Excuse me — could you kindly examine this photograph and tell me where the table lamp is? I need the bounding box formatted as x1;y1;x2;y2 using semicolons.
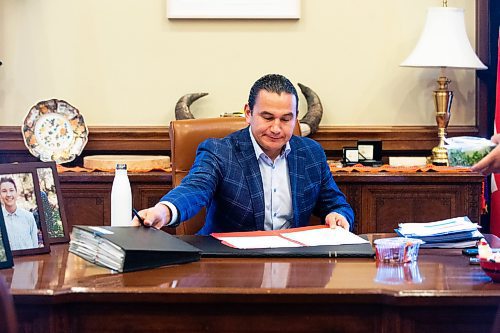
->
400;1;487;165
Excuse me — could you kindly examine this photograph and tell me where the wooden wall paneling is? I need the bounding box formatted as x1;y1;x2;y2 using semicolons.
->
0;125;482;163
475;0;491;138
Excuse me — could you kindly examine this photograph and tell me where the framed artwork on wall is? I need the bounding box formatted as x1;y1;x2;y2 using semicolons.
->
167;0;301;19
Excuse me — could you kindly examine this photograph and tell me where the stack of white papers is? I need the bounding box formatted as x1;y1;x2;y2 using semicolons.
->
395;216;482;248
69;226;125;271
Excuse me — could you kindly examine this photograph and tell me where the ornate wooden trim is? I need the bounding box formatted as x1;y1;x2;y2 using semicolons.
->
0;126;170;152
307;125;478;151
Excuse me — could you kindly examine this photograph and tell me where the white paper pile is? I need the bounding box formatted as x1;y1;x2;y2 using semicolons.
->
395;216;482;248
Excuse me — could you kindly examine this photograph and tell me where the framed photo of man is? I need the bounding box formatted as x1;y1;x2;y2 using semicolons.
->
0;164;50;256
0;211;13;269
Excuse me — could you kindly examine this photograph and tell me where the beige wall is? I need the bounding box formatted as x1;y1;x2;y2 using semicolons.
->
0;0;477;127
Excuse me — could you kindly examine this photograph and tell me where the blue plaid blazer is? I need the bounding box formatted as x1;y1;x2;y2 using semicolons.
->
162;127;354;235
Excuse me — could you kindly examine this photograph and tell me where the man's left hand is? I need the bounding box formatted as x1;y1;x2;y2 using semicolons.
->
325;212;350;230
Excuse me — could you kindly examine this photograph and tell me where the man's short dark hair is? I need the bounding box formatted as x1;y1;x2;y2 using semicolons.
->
248;74;299;115
0;177;17;191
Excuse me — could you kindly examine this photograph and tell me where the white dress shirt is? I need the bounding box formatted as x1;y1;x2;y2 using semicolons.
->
2;206;39;250
248;129;293;230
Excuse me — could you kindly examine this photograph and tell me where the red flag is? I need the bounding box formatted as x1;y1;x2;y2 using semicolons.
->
490;29;500;236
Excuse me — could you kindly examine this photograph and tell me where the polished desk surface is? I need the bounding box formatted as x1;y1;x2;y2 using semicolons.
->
1;235;500;333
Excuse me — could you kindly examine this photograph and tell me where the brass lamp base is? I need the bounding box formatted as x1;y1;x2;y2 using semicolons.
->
430;76;453;166
431;145;449;166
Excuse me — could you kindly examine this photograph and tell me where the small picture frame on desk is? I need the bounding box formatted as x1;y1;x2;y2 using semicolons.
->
342;147;359;166
33;162;69;244
0;210;13;269
357;140;383;166
0;163;51;256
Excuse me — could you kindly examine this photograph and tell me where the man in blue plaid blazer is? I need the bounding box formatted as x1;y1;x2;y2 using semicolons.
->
135;74;354;234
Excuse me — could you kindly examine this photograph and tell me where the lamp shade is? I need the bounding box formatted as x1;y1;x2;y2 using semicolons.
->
401;7;487;69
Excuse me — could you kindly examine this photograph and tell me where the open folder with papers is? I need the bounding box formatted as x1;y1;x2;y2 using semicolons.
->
178;226;374;258
211;225;369;249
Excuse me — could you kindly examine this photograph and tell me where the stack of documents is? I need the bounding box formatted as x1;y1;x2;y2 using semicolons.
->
395;216;482;248
69;225;201;272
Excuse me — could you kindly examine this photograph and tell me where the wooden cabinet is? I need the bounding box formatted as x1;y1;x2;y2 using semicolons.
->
58;171;483;234
59;172;172;230
62;185;110;227
333;173;483;234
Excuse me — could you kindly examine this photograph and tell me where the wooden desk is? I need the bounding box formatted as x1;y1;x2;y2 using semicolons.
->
1;236;499;333
58;171;484;234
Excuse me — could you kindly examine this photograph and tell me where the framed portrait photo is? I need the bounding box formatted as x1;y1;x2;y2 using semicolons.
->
0;211;13;269
0;163;51;256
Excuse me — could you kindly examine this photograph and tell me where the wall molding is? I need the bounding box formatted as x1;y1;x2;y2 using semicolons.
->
0;125;479;155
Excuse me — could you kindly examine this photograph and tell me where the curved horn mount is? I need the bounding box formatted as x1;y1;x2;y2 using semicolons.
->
175;93;209;120
174;83;323;137
297;83;323;136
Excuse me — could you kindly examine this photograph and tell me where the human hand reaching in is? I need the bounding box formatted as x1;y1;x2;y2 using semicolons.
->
325;212;350;230
131;203;172;229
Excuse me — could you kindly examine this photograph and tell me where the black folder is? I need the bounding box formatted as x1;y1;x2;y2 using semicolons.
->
69;226;201;272
177;235;375;258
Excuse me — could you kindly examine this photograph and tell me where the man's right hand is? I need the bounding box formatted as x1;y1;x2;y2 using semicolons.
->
131;203;171;229
471;134;500;176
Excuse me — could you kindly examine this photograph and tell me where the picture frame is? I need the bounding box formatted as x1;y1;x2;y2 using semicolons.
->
0;163;51;256
167;0;301;20
342;147;359;166
357;140;382;166
32;162;69;244
0;210;13;269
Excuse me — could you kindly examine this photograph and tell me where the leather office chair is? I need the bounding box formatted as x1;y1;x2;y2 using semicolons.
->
169;117;301;235
0;276;18;333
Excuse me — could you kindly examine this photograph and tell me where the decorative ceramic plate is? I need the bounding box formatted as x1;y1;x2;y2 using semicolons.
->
22;99;88;164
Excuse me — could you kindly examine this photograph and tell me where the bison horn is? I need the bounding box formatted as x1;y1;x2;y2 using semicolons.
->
175;93;209;120
297;83;323;136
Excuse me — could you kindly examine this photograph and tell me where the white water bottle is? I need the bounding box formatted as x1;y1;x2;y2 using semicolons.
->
111;163;132;226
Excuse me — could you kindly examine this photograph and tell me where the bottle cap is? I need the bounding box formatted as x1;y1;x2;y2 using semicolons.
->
116;163;127;170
